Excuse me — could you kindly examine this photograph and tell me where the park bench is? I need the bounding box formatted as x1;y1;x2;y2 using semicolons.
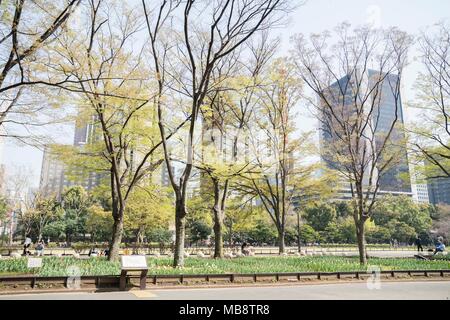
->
415;251;448;260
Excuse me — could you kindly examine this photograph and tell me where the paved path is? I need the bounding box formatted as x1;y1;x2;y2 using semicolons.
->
1;281;449;300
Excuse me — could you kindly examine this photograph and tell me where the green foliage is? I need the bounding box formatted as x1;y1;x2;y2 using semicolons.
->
293;196;436;245
322;222;340;243
186;196;213;245
0;197;8;222
43;220;66;241
224;201;266;242
432;205;450;243
334;201;353;219
246;219;278;245
146;228;173;244
366;226;392;244
188;221;212;245
60;186;91;242
85;205;113;242
304;202;337;231
299;224;320;244
392;222;417;243
123;186;172;242
372;195;433;242
0;257;119;277
30;195;63;240
336;217;357;243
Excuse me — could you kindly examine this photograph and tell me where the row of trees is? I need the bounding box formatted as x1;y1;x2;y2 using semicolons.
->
10;189;446;250
186;194;446;247
11;185;172;245
302;196;436;245
1;1;449;266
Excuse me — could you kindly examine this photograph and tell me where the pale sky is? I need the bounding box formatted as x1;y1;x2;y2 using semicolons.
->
2;0;450;190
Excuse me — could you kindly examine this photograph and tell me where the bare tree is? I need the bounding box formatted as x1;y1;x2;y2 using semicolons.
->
193;32;278;258
5;165;35;241
410;22;450;179
293;23;412;264
238;58;331;254
45;0;190;261
0;0;81;133
143;0;294;267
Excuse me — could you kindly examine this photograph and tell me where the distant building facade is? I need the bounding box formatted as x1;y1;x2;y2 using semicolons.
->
39;118;103;199
409;162;430;204
319;70;413;200
39;146;66;198
369;71;412;194
413;183;430;204
427;177;450;206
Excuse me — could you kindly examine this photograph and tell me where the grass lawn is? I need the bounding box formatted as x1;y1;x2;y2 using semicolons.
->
0;256;449;277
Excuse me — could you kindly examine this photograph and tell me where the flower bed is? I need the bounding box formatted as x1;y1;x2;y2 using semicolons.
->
0;256;449;277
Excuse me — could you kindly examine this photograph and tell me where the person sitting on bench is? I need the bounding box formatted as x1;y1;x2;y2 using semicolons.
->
433;238;446;255
241;242;250;256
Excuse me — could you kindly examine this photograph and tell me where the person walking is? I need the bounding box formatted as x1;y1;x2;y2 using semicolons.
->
241;242;250;256
415;236;423;252
23;237;32;256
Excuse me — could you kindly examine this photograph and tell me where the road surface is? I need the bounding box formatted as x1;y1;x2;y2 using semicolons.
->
1;281;449;300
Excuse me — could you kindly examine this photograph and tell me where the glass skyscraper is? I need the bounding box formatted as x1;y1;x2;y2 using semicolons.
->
428;177;450;205
368;70;412;193
319;70;412;197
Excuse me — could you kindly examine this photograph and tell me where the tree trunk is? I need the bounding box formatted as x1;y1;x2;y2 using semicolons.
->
108;215;124;261
0;224;6;246
278;228;285;254
228;222;233;250
297;212;301;253
173;202;186;267
8;227;13;246
136;226;145;245
212;180;224;259
356;222;367;265
213;214;224;259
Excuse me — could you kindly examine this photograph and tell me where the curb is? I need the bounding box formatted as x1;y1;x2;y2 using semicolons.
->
1;272;450;296
1;278;449;297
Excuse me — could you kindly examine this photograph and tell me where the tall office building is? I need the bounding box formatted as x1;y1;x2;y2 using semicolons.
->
319;70;412;199
70;117;103;191
39;146;66;198
369;71;411;194
412;183;430;204
410;162;430;204
74;117;98;147
39;117;103;199
427;177;450;205
157;162;171;188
